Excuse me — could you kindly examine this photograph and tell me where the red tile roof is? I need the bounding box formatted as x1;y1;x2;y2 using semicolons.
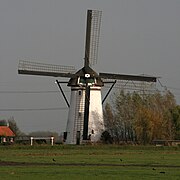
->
0;126;15;136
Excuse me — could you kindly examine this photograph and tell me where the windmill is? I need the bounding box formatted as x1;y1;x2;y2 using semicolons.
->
18;10;157;144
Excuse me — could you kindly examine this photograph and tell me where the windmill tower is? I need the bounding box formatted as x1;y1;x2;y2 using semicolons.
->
18;10;157;144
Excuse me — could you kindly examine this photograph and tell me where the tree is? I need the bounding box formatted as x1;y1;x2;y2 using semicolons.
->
103;103;114;136
101;131;113;144
8;117;24;136
0;120;8;126
103;89;178;144
170;105;180;139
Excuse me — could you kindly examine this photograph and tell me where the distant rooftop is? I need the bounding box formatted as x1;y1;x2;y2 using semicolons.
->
0;126;15;137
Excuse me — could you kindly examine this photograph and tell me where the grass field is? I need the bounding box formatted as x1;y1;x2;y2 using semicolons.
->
0;144;179;179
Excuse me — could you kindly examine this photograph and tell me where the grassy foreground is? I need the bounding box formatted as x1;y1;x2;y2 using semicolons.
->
0;144;179;179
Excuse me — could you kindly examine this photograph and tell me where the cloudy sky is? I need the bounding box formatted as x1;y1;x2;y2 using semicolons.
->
0;0;180;134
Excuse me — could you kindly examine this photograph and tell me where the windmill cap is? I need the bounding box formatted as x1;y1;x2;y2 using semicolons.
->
68;66;103;86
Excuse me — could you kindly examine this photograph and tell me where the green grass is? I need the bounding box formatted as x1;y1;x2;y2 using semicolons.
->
0;145;180;179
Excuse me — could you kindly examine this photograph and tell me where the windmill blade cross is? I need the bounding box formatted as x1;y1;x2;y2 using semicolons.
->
18;60;76;78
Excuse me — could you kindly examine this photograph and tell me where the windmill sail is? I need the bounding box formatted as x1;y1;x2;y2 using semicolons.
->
99;72;156;82
84;10;102;67
18;60;76;78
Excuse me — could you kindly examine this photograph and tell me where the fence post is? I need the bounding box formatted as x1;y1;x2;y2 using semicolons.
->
30;137;33;146
51;137;54;146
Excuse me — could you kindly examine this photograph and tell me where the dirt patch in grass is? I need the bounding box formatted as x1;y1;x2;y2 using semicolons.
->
0;160;180;168
18;153;65;157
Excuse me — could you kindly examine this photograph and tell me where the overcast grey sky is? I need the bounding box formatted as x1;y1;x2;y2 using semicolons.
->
0;0;180;134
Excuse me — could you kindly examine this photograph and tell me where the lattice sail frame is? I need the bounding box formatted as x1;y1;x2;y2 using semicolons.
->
18;60;76;77
89;10;102;66
103;79;157;94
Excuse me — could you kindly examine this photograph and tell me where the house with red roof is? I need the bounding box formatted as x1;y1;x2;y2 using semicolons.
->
0;126;15;144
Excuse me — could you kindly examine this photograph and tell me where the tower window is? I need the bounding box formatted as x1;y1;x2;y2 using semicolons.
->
78;112;82;117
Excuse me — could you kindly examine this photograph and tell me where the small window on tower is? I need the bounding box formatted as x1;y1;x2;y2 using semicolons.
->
79;77;86;84
78;112;82;117
87;78;95;84
78;90;81;95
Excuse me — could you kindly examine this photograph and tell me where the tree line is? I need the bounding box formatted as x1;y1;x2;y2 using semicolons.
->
103;90;180;144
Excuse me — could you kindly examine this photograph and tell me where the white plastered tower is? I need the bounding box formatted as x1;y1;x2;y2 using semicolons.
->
65;67;104;144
